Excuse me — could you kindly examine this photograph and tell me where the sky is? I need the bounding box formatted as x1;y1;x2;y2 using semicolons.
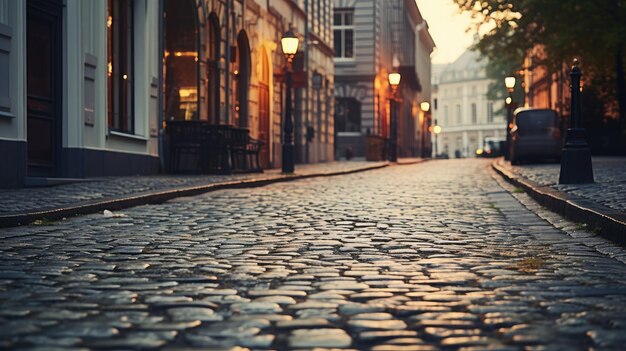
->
415;0;477;65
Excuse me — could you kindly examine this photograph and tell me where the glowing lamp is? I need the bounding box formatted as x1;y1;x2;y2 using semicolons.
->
505;76;516;92
388;73;401;87
420;102;430;112
281;30;299;56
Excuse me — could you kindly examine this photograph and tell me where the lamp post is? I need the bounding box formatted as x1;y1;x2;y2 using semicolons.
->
388;72;401;162
559;59;594;184
433;122;441;157
280;30;299;173
504;76;516;161
420;102;430;157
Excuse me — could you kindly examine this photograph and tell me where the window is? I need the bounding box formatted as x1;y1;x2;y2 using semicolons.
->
335;97;361;132
333;10;354;59
456;104;461;125
107;0;134;133
165;0;200;122
487;102;494;123
471;103;477;124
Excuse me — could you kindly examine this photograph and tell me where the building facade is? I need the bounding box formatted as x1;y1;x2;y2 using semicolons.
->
431;50;506;158
332;0;434;159
0;0;334;188
0;0;161;188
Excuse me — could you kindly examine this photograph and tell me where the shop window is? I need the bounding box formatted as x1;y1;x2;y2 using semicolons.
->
164;0;198;121
107;0;134;133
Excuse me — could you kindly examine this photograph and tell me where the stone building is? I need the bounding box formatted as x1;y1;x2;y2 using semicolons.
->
0;0;334;188
431;50;506;158
333;0;434;159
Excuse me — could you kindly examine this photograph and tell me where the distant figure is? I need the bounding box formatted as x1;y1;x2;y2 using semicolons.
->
345;147;354;160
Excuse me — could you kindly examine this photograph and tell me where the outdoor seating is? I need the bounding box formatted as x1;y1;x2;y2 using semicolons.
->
167;121;263;174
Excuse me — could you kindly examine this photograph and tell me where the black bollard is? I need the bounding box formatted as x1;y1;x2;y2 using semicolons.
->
559;59;594;184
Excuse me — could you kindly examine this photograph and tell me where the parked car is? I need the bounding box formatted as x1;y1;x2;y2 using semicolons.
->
509;108;562;164
476;137;506;157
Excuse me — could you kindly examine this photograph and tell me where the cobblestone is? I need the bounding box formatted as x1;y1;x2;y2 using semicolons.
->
0;161;386;216
505;156;626;212
1;159;626;350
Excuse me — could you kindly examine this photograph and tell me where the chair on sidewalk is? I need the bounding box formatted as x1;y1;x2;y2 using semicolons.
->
167;120;205;173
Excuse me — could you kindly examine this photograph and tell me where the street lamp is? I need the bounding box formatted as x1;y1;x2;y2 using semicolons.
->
388;72;401;162
420;102;430;157
504;76;516;161
433;122;441;157
281;30;299;173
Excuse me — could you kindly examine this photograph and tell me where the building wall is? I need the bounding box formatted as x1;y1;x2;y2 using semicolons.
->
0;0;160;188
432;51;506;158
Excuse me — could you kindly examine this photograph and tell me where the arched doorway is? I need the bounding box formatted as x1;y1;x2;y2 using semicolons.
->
207;13;220;123
164;0;199;121
235;31;250;127
258;48;271;168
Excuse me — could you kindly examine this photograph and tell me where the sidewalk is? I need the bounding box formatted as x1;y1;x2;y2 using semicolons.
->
492;157;626;244
0;158;425;227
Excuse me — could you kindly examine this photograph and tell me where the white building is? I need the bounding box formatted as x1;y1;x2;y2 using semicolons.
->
431;50;506;158
0;0;160;188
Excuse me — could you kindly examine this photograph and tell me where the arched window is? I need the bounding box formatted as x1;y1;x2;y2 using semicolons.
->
164;0;198;121
235;31;250;127
335;98;361;133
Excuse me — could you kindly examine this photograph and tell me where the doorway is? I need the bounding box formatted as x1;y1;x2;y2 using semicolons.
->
26;0;62;177
258;48;270;168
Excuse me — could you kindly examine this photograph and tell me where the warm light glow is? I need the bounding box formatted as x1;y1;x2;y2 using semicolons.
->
420;102;430;112
388;73;401;87
107;16;112;28
178;88;196;99
476;148;484;155
505;76;516;91
107;62;113;77
433;125;442;134
166;51;198;58
505;96;512;105
122;74;128;80
281;30;299;56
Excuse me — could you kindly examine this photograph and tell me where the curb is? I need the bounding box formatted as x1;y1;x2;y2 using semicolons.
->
0;160;426;228
492;159;626;245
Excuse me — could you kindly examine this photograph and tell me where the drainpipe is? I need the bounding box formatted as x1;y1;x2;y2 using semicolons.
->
304;0;310;163
225;0;231;124
158;0;165;171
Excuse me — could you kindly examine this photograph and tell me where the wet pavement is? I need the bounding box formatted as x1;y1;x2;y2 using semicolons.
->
1;158;626;350
505;157;626;212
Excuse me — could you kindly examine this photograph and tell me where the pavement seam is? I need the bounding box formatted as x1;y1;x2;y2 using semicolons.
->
491;159;626;245
0;160;427;228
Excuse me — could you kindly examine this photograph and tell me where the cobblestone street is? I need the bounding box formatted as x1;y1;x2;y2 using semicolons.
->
2;159;626;350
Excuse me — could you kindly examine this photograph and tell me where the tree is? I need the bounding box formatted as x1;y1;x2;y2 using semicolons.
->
453;0;626;133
